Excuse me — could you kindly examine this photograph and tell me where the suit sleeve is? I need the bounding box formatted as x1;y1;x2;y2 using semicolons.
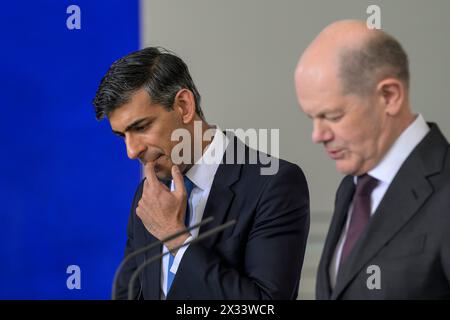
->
173;163;310;299
441;226;450;285
115;180;144;300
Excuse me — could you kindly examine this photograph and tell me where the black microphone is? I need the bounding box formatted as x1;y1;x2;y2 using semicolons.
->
128;219;237;300
111;216;214;300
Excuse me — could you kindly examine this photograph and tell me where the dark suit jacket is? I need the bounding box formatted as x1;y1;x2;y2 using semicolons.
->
316;123;450;299
116;136;310;299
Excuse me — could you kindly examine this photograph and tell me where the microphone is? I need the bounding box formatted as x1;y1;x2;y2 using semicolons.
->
127;219;237;300
111;216;214;300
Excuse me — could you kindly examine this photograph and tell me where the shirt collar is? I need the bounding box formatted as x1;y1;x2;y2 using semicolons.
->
366;114;430;184
185;125;229;191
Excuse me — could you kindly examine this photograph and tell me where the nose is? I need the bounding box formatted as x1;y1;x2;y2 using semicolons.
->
125;134;146;160
312;119;333;144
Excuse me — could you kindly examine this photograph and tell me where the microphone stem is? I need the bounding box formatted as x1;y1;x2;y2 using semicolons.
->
128;220;236;300
111;216;214;300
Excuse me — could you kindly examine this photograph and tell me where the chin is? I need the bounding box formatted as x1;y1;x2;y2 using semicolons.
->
153;164;172;181
155;170;172;182
335;160;357;176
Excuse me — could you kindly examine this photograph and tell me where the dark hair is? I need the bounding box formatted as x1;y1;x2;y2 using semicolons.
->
338;33;410;97
92;47;204;120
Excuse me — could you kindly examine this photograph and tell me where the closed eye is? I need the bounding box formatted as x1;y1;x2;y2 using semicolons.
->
324;113;344;122
130;119;154;133
133;123;149;132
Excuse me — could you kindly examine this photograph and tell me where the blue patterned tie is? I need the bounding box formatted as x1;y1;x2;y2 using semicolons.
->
166;176;194;294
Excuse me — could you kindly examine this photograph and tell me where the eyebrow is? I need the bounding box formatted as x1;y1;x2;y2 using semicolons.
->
112;117;154;136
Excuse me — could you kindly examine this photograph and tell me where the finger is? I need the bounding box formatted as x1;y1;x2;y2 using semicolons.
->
136;200;144;218
171;165;185;197
144;162;158;185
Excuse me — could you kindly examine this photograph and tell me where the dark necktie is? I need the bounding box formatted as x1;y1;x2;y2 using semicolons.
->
166;176;195;294
340;174;379;267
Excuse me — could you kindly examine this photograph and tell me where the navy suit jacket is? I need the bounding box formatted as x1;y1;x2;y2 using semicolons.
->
116;136;310;299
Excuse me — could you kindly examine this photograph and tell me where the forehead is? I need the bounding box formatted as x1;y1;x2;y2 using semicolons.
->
297;83;347;118
296;64;345;108
108;89;161;129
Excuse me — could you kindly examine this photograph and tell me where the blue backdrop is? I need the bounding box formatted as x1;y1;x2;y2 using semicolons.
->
0;1;141;299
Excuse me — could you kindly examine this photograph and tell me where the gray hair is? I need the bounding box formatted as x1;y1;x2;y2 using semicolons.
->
338;33;410;97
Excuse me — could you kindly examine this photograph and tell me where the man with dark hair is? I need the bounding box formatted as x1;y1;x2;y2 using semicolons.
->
295;20;450;299
93;47;310;299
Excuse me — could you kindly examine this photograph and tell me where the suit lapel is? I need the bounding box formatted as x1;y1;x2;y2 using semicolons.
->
332;123;447;299
318;176;355;299
198;145;241;247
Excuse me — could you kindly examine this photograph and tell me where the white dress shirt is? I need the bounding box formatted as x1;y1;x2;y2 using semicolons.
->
160;126;229;299
329;114;430;288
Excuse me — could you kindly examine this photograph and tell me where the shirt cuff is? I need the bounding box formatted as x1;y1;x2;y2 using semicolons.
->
169;235;193;274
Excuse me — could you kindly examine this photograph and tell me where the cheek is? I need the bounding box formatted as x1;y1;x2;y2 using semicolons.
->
344;127;379;165
148;126;177;155
344;130;371;157
160;119;185;154
338;110;376;150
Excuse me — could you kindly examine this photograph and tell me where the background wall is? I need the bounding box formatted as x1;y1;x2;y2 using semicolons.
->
0;0;140;299
141;0;450;299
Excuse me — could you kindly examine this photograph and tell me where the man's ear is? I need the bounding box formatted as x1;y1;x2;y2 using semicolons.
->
173;89;196;124
376;78;406;116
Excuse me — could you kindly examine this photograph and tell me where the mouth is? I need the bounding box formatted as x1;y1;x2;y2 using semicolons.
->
141;154;164;166
326;148;345;160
